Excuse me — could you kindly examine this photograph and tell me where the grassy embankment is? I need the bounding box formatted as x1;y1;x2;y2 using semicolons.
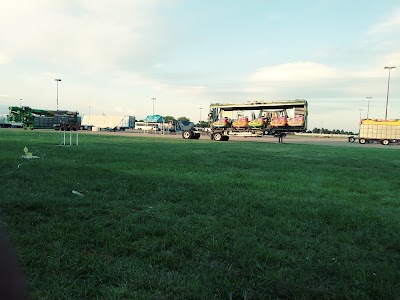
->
0;129;399;299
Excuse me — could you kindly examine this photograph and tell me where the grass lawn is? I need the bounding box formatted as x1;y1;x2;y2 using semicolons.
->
1;129;399;299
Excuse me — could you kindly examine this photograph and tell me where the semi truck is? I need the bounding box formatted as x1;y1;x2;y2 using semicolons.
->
8;106;80;130
348;119;400;145
81;115;135;131
181;100;308;141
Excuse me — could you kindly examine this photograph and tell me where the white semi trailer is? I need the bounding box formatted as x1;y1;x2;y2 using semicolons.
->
348;119;400;145
81;115;135;131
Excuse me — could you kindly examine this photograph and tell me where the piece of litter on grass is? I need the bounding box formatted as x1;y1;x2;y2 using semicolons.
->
72;190;84;197
21;146;39;159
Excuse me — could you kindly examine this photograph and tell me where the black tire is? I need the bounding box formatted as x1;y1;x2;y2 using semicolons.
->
213;132;223;141
264;130;269;135
182;130;193;139
382;139;390;145
348;137;355;143
359;138;366;144
193;133;201;139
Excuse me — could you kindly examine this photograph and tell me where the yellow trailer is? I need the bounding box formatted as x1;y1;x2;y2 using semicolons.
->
349;119;400;145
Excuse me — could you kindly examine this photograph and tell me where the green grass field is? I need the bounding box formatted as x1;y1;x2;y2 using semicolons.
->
1;129;399;299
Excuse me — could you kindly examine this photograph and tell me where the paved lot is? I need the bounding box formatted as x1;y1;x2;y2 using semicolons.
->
79;130;399;149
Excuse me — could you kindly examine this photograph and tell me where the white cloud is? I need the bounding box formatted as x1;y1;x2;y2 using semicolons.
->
248;61;342;82
382;52;400;66
0;53;10;64
349;52;400;79
368;9;400;34
0;0;162;73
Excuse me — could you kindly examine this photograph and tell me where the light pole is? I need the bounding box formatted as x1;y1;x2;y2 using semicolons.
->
151;98;156;116
384;66;395;120
199;107;203;123
20;98;22;107
366;97;372;119
54;79;61;111
359;109;363;123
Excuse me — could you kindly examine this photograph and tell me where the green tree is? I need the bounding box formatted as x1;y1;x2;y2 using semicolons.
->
312;127;319;133
163;116;176;123
310;127;354;135
195;121;209;128
177;117;190;122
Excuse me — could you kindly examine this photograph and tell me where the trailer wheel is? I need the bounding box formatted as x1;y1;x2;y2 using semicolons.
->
264;130;269;135
182;130;193;139
348;136;355;143
213;132;223;141
359;138;366;144
382;139;390;145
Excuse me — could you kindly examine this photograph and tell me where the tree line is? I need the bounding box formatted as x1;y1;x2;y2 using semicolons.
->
137;116;209;127
308;128;355;135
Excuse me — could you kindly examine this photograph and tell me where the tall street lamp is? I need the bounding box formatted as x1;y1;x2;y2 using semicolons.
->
54;79;61;111
151;97;156;116
366;97;372;119
199;107;203;123
384;66;395;120
20;98;22;107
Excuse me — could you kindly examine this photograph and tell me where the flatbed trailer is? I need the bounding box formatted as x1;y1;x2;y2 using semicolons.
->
208;128;264;141
348;119;400;145
209;100;307;141
181;100;308;141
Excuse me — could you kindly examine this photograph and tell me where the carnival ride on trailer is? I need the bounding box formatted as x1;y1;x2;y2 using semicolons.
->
181;100;308;141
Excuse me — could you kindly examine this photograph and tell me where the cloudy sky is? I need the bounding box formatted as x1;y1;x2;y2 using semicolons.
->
0;0;399;132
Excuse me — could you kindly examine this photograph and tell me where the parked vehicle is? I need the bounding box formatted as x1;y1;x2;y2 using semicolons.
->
8;106;80;130
179;121;201;139
81;115;135;131
181;100;308;141
348;119;400;145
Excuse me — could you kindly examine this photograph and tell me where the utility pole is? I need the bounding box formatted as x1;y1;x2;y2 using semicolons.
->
54;79;61;111
384;66;395;119
199;107;203;123
366;97;372;119
151;98;156;116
